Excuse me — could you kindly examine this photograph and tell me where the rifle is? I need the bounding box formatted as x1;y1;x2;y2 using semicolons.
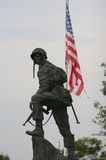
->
71;104;80;124
22;108;49;126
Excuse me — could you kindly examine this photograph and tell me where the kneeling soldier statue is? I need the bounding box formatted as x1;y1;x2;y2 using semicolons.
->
26;48;75;159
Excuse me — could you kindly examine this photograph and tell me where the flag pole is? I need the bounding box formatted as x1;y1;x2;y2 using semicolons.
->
65;0;69;89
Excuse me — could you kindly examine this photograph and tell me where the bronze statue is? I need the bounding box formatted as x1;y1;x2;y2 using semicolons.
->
26;48;74;159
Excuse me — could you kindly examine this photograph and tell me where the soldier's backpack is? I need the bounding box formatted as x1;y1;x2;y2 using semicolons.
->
48;62;67;85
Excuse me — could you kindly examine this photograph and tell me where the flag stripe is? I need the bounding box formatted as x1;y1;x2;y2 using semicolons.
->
66;43;77;56
66;34;75;44
66;41;76;50
66;53;80;69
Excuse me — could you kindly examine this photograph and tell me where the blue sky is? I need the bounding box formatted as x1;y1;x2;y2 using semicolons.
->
0;0;106;160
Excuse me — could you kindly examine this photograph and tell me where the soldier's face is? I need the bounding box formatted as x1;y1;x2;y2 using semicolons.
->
33;53;43;65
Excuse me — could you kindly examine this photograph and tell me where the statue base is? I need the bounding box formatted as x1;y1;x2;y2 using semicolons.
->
32;136;69;160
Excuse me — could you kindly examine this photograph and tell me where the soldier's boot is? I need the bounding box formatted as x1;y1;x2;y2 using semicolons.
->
26;120;44;138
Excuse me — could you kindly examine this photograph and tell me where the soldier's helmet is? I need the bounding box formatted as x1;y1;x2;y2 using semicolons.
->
30;48;47;60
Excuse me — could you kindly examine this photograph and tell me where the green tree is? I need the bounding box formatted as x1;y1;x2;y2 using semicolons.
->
0;154;10;160
93;101;106;136
75;137;102;160
101;63;106;95
100;151;106;160
93;63;106;136
75;63;106;160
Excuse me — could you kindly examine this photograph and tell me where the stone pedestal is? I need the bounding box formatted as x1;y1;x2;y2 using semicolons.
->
32;136;68;160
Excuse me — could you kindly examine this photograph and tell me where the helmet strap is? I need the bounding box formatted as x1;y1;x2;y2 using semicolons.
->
33;62;35;78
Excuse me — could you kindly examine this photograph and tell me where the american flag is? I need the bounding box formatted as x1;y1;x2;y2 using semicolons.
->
65;1;84;96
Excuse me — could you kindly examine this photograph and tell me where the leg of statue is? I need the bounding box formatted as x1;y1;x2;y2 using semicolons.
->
26;100;44;137
52;106;75;160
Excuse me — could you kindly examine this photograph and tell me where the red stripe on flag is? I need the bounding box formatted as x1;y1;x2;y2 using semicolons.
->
67;45;77;56
76;83;84;96
66;34;75;44
66;53;80;69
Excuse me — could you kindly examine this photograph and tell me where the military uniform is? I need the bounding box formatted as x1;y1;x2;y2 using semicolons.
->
26;48;74;152
32;61;72;108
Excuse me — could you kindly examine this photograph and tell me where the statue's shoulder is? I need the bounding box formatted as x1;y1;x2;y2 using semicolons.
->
46;61;63;71
45;61;56;68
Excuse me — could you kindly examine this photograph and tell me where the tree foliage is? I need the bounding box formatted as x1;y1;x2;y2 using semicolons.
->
93;101;106;136
75;137;102;160
93;63;106;136
75;63;106;160
0;154;10;160
100;62;106;95
100;151;106;159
